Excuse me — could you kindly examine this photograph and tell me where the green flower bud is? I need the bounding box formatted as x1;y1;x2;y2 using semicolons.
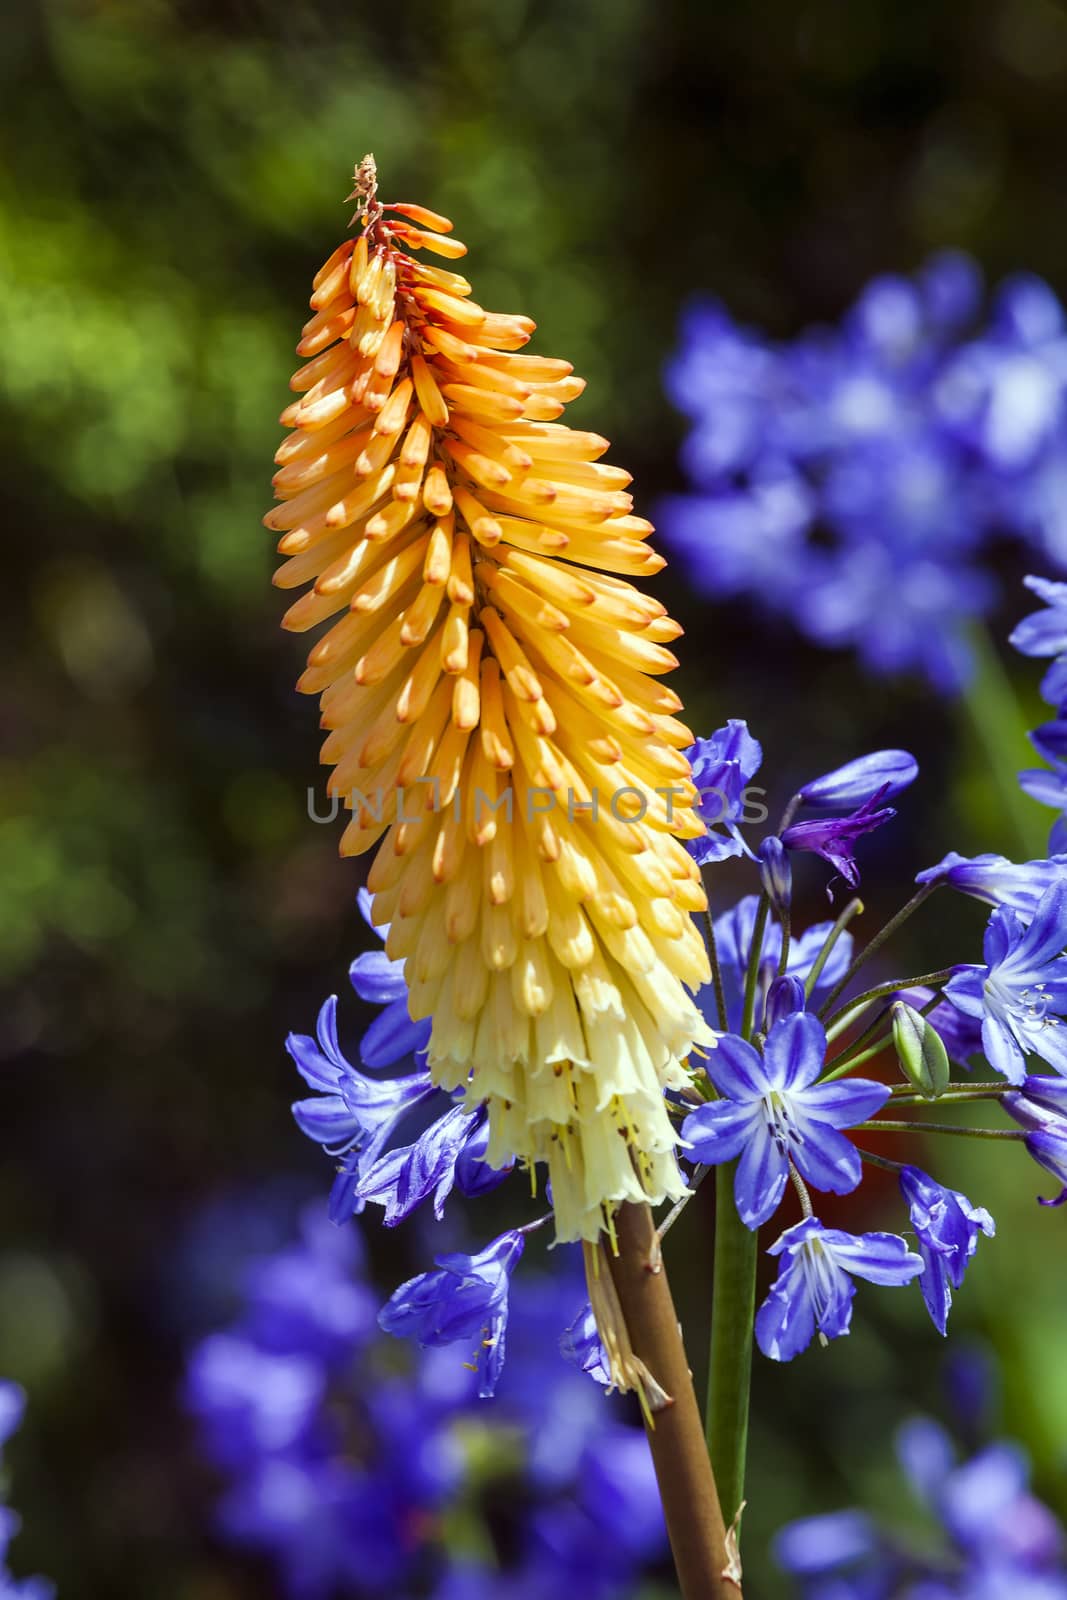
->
890;1001;951;1100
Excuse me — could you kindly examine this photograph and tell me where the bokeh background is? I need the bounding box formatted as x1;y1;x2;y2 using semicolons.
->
3;0;1067;1593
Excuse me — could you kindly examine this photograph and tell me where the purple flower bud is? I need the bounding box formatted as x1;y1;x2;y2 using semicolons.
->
764;975;805;1030
758;835;791;911
798;749;918;811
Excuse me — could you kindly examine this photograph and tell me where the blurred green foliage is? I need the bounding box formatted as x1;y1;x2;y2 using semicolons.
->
3;0;1067;1594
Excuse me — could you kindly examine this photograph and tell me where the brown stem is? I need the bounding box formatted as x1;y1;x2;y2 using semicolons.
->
607;1202;740;1598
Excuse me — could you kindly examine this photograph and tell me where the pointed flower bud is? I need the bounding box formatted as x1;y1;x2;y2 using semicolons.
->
890;1001;951;1100
270;158;712;1241
758;834;791;911
764;974;805;1030
798;750;918;811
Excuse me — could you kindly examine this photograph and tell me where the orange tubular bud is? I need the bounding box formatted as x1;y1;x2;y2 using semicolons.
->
268;155;712;1244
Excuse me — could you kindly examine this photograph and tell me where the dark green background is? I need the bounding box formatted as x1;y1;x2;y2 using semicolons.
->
3;1;1067;1594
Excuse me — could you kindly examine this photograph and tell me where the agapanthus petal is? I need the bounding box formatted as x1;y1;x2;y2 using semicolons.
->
788;1119;864;1196
782;792;896;887
802;1076;891;1128
359;1001;432;1071
824;1228;924;1286
681;1099;761;1165
349;949;408;1006
286;1029;343;1093
916;851;1067;917
705;1033;768;1100
734;1126;790;1228
762;1010;825;1091
291;1094;361;1145
754;1275;819;1363
981;1017;1027;1084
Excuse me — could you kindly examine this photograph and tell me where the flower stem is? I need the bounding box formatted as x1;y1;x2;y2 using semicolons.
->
888;1080;1012;1096
803;897;864;1000
739;893;771;1039
608;1203;739;1598
816;884;936;1019
776;907;792;979
703;892;729;1033
857;1146;907;1173
888;1089;1013;1106
856;1119;1025;1140
821;1030;893;1078
706;1165;758;1534
823;969;954;1042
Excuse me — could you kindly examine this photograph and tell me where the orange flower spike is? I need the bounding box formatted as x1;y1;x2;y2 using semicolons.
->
269;156;713;1243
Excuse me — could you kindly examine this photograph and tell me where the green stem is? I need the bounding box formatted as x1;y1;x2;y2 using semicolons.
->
889;1079;1011;1096
776;906;792;979
888;1089;1014;1106
706;1164;758;1529
702;902;728;1034
816;884;935;1019
823;969;954;1042
822;1031;893;1078
803;897;864;1000
857;1119;1025;1140
739;892;771;1039
960;619;1047;860
857;1146;907;1173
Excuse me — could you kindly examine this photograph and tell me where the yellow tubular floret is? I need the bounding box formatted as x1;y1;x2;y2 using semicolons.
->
269;156;713;1242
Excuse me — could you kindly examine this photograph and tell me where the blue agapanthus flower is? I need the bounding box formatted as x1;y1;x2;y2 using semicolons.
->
756;1218;923;1362
782;789;897;890
289;893;510;1225
288;994;439;1222
663;260;1067;691
685;719;764;864
917;849;1067;917
898;1166;995;1335
942;882;1067;1082
379;1230;526;1398
682;1014;890;1228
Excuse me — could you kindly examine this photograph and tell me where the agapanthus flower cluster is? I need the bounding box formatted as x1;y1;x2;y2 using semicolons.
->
292;657;1067;1377
775;1363;1067;1599
184;1205;665;1599
663;255;1067;689
0;1383;53;1600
